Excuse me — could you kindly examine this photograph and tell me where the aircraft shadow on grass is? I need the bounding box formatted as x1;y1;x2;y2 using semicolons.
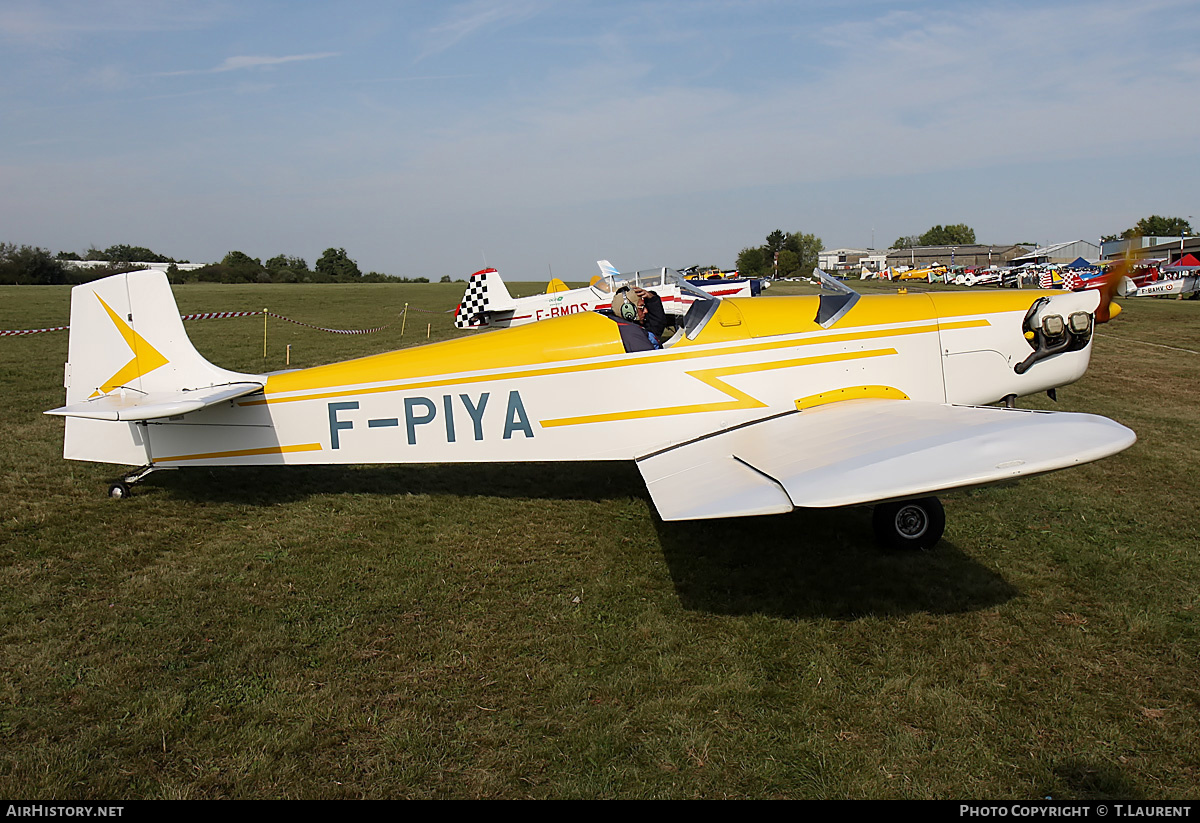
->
159;459;649;506
158;460;1018;621
652;508;1019;620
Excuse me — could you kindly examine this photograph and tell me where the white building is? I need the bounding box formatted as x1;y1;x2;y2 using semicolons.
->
1010;241;1099;266
63;260;209;273
819;248;879;272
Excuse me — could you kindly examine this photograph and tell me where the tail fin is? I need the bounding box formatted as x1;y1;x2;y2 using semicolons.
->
59;270;258;404
454;268;517;328
597;260;620;279
545;278;569;293
46;270;264;464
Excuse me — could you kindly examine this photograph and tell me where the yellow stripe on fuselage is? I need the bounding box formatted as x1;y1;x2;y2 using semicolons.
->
540;348;898;428
261;310;625;397
248;291;1026;407
156;442;323;463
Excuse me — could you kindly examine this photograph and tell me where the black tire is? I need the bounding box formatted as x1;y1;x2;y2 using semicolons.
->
108;481;131;500
872;497;945;551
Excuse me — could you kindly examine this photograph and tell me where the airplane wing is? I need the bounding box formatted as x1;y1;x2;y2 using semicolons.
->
45;381;264;422
636;400;1136;521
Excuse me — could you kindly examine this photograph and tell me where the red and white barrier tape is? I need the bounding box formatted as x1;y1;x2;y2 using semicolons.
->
180;310;261;321
263;311;394;335
0;325;70;337
3;310;414;337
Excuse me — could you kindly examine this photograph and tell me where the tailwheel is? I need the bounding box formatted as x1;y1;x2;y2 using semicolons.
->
872;497;945;551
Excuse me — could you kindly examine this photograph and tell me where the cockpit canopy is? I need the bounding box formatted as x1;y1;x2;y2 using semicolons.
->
593;266;720;340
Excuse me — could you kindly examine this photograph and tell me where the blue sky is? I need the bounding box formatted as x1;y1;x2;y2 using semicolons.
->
2;0;1197;279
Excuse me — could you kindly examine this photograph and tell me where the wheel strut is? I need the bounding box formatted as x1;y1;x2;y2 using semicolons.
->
105;465;165;499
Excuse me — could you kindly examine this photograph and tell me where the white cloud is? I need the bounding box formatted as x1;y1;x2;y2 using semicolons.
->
158;52;339;76
415;0;549;61
0;1;226;47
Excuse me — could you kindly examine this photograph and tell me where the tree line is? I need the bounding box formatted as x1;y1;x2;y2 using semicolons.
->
0;244;433;285
1101;216;1193;243
196;248;430;284
892;224;977;248
736;230;823;279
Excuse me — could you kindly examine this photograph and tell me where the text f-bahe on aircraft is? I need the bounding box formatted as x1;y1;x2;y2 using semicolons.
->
47;266;1135;550
453;261;762;330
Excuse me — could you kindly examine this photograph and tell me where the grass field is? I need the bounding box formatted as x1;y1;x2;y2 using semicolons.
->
1;279;1198;799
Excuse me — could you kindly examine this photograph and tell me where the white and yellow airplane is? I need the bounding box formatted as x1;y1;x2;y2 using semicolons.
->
892;264;950;282
46;267;1134;549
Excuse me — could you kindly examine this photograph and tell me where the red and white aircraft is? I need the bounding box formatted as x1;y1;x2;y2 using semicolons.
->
454;262;765;330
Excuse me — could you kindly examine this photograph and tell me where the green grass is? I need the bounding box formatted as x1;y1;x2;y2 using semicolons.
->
1;280;1198;798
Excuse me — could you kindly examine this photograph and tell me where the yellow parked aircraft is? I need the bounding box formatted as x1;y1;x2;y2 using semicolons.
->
46;268;1134;549
894;264;949;281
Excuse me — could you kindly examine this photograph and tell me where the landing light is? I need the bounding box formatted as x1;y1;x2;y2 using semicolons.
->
1068;312;1091;335
1041;315;1065;337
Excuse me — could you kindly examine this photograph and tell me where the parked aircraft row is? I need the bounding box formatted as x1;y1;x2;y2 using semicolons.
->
863;257;1198;299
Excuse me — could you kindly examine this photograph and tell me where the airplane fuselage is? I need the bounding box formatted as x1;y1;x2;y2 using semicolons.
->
76;290;1098;469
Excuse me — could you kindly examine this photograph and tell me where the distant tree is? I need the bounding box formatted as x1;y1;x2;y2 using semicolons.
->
316;248;362;281
265;254;306;271
891;235;921;249
103;244;174;263
918;224;976;246
775;249;798;277
219;250;264;283
735;245;768;276
265;254;309;283
187;250;264;283
781;231;822;278
440;275;452;283
1103;215;1193;242
193;263;223;283
736;230;822;279
0;243;69;285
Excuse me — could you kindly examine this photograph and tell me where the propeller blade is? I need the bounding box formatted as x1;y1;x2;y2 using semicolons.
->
1094;259;1126;323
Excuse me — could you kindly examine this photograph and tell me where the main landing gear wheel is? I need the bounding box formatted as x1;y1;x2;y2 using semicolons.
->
872;497;945;551
108;481;132;500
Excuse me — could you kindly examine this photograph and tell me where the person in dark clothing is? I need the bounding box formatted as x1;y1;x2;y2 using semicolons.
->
610;286;665;349
633;287;668;339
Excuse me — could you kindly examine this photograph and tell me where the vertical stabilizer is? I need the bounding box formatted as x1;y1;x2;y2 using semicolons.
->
63;270;258;404
454;268;517;328
56;270;263;465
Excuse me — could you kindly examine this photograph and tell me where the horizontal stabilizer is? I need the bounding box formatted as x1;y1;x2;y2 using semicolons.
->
637;400;1136;521
46;381;263;422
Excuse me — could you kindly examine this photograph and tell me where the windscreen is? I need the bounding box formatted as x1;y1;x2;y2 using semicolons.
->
809;268;860;328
